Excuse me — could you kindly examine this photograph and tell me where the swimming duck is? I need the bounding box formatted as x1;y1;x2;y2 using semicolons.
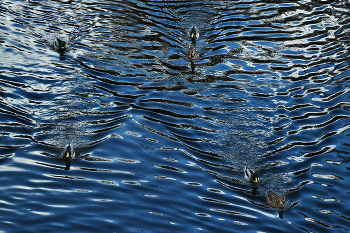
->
188;26;199;45
62;143;75;160
188;26;199;40
54;38;68;51
187;45;199;62
267;190;285;208
62;143;75;170
244;166;259;184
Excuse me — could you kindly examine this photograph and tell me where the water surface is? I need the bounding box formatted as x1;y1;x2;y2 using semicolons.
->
1;0;350;232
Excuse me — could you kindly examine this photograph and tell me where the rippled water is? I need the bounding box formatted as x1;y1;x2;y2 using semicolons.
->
1;0;350;232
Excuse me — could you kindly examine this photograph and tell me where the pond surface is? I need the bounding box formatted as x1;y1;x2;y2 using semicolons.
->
1;0;350;232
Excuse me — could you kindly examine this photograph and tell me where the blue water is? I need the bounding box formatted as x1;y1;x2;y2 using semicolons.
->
1;0;350;232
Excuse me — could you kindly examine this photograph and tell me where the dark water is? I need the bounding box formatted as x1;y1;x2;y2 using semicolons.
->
1;0;350;232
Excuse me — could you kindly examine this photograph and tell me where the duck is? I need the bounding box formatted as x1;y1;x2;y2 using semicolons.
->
188;26;199;41
187;45;199;62
267;190;285;208
244;166;259;184
62;143;75;170
54;38;68;51
62;143;75;161
188;26;199;46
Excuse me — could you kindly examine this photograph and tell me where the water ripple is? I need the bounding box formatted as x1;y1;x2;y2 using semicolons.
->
0;0;350;232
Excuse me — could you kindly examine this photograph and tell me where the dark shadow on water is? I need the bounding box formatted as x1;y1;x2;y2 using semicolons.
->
279;209;284;219
251;186;258;195
59;53;67;61
65;160;71;170
191;61;195;74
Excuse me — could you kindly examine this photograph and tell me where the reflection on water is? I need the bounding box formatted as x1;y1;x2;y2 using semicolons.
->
1;0;350;231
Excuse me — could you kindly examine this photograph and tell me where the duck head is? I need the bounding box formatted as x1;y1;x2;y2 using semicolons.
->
244;166;259;184
188;26;199;45
62;143;75;160
55;38;68;51
59;40;66;50
251;172;259;184
189;26;199;40
62;143;75;171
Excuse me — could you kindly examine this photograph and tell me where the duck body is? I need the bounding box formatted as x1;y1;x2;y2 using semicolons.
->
267;190;285;208
187;45;199;62
61;143;75;161
244;166;259;184
54;38;68;51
